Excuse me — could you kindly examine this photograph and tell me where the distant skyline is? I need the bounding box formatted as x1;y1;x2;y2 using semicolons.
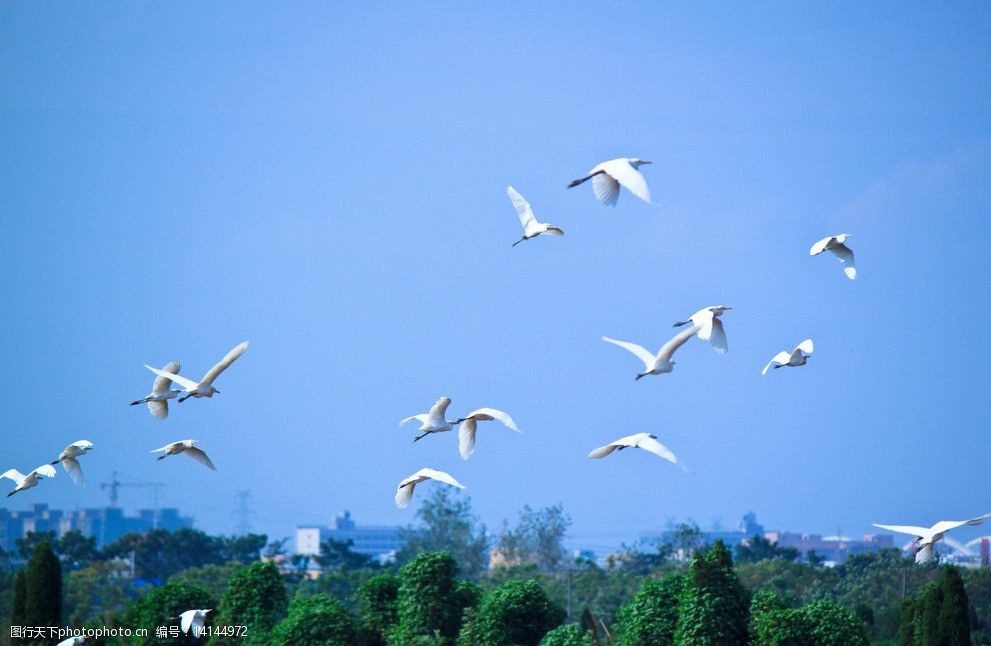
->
1;4;989;547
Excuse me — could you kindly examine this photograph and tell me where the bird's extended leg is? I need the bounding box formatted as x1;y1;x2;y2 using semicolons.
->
413;432;429;442
512;236;527;247
567;170;604;188
178;393;191;403
672;320;689;327
129;398;147;406
635;373;646;381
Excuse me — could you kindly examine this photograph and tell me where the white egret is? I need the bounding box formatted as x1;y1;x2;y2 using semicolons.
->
601;326;700;380
588;433;689;471
507;186;564;246
762;339;814;375
145;341;248;403
1;464;57;497
673;306;732;353
454;408;520;459
56;637;86;646
567;158;652;205
810;233;856;280
873;513;991;564
151;440;217;471
395;468;465;509
50;440;93;487
400;397;455;442
131;360;182;419
179;608;212;638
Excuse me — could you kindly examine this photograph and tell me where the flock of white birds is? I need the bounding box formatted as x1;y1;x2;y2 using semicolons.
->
4;157;984;572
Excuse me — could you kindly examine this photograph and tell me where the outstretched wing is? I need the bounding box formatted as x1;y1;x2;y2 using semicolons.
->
762;351;792;375
507;186;541;236
0;469;25;485
601;336;656;370
930;513;991;536
464;408;519;432
656;326;701;362
145;365;198;391
872;523;931;538
636;436;687;470
395;477;420;509
829;243;857;280
179;610;196;634
399;414;429;426
62;457;85;487
709;317;728;353
152;360;182;393
200;341;249;386
809;236;832;256
601;158;651;203
150;442;178;453
148;399;169;420
796;339;814;355
184;447;217;471
591;173;620;206
587;442;621;459
459;419;478;460
33;464;57;479
427;397;452;424
419;468;465;490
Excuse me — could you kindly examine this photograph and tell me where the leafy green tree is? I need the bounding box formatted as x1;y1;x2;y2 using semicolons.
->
221;534;268;564
25;540;62;629
315;538;375;570
58;530;100;570
750;608;809;645
748;590;790;643
392;551;462;645
498;505;571;572
901;565;970;645
463;579;565;646
665;522;706;560
11;569;27;634
538;624;594;646
396;488;488;577
102;528;226;581
171;562;244;601
802;599;868;645
16;532;57;560
270;594;357;645
616;572;685;645
212;560;288;645
312;567;381;613
735;535;799;564
122;579;214;645
356;573;400;646
674;540;749;645
63;561;141;627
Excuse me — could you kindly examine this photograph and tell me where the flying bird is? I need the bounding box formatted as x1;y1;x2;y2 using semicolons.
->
673;306;732;353
567;158;652;205
507;186;564;247
145;341;248;403
151;440;217;471
810;233;856;280
873;513;991;564
454;408;520;459
400;397;455;442
762;339;814;375
602;326;700;380
179;609;212;638
56;638;86;646
131;360;182;419
1;464;57;497
395;468;465;509
51;440;93;486
588;433;689;471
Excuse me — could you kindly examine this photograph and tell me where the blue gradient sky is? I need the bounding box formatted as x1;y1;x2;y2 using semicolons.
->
2;3;989;548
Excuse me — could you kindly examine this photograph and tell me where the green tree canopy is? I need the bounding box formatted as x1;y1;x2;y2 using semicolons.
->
498;505;571;572
24;540;62;630
538;624;594;646
213;560;288;645
617;572;685;646
121;578;214;646
463;579;565;646
735;535;799;564
315;537;376;571
270;594;357;646
355;573;400;646
392;551;462;645
396;488;488;578
901;565;970;646
674;540;749;645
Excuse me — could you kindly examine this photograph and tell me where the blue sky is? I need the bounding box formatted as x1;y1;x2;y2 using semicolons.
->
1;2;989;549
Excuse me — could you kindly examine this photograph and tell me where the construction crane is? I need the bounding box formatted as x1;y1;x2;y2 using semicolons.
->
100;470;166;527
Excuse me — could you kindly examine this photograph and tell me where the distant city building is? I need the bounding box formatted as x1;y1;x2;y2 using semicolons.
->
0;504;193;551
639;512;895;564
295;511;403;558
